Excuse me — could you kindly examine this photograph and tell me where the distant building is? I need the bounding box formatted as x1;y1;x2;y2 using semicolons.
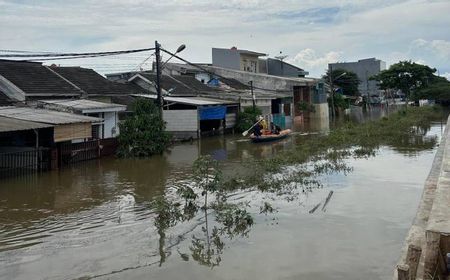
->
329;58;386;97
212;47;267;73
260;58;309;78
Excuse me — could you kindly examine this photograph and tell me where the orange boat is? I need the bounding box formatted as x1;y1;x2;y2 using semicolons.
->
249;129;292;143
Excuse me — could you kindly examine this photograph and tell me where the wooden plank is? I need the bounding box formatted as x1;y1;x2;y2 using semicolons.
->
424;231;441;280
406;244;422;280
397;264;410;280
54;123;92;143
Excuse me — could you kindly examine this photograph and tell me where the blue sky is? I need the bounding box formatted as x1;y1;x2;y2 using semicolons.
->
0;0;449;78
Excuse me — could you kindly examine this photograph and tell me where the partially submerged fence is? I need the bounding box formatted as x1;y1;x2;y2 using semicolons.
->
0;148;51;178
59;140;99;165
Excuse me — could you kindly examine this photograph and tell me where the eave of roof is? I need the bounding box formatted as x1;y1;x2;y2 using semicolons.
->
0;116;53;133
39;99;126;113
131;94;239;106
0;106;102;125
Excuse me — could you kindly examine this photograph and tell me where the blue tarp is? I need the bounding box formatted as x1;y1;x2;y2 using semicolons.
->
199;106;226;120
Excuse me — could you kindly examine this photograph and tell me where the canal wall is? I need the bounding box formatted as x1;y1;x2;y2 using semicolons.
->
394;116;450;280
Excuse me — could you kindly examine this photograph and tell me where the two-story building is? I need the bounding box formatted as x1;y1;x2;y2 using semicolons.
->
212;47;267;73
329;58;386;97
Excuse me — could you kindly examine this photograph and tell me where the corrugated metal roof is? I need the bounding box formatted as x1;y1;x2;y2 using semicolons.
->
39;99;126;111
132;94;238;106
0;116;53;133
0;106;102;125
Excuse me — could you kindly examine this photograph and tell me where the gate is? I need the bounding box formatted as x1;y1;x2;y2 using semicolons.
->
59;140;100;165
0;148;51;178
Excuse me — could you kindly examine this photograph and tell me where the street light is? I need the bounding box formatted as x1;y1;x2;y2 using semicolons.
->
161;44;186;69
155;41;186;115
328;66;347;119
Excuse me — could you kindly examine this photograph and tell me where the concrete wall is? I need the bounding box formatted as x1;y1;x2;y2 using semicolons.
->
212;48;240;70
103;112;118;138
329;58;386;97
393;116;450;280
266;58;305;77
207;66;314;92
240;99;272;115
163;110;198;139
239;53;259;73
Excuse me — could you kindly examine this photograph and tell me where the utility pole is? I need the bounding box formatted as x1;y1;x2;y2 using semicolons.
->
155;40;163;116
249;80;256;111
329;65;335;119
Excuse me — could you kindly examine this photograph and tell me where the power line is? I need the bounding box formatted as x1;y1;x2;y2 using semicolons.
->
0;47;155;58
160;48;296;94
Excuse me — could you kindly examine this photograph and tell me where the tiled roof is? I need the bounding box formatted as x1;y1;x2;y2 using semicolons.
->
51;66;142;96
138;73;216;96
0;60;82;97
39;99;126;112
220;78;250;90
0;90;13;106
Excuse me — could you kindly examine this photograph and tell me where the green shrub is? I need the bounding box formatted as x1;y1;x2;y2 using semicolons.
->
117;98;171;157
235;107;262;133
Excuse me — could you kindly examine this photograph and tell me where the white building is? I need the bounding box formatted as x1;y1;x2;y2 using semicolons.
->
329;58;386;97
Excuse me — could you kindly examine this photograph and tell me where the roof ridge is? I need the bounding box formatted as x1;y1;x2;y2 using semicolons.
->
44;66;87;97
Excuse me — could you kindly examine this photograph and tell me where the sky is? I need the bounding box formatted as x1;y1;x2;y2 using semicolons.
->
0;0;449;79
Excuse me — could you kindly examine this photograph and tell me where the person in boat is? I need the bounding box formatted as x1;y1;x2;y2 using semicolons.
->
253;122;262;137
270;122;281;135
259;116;268;131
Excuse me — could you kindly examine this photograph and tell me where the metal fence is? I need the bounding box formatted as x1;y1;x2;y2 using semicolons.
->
59;140;99;165
0;148;51;178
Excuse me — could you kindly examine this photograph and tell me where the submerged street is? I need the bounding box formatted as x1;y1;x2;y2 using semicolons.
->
0;108;444;280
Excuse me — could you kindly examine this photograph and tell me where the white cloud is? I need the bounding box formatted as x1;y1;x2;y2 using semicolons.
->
288;49;342;75
411;39;450;60
0;0;449;77
442;72;450;81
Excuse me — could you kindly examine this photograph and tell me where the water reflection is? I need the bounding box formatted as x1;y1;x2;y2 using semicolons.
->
0;107;446;280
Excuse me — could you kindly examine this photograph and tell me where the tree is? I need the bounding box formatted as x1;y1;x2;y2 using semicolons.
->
412;76;450;102
117;98;171;157
235;107;262;133
323;68;360;96
371;61;436;102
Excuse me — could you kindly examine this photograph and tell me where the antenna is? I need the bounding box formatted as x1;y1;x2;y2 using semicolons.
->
275;51;288;62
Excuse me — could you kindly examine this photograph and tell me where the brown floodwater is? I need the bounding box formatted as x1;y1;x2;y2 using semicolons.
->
0;108;445;280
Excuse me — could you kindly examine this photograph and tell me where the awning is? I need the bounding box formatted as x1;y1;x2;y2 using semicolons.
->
199;106;226;120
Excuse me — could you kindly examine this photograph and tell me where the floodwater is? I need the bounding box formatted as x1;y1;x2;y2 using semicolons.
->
0;108;445;280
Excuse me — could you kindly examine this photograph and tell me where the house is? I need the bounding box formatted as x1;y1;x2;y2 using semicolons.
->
128;72;214;96
48;66;142;103
203;65;327;126
260;58;309;78
0;60;82;101
147;64;286;117
0;106;101;143
37;99;126;140
0;106;102;171
212;47;267;73
0;59;142;106
329;58;386;97
0;115;54;178
132;94;239;140
0;59;144;151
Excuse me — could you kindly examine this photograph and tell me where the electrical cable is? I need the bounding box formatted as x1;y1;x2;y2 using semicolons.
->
0;47;155;58
160;48;308;94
